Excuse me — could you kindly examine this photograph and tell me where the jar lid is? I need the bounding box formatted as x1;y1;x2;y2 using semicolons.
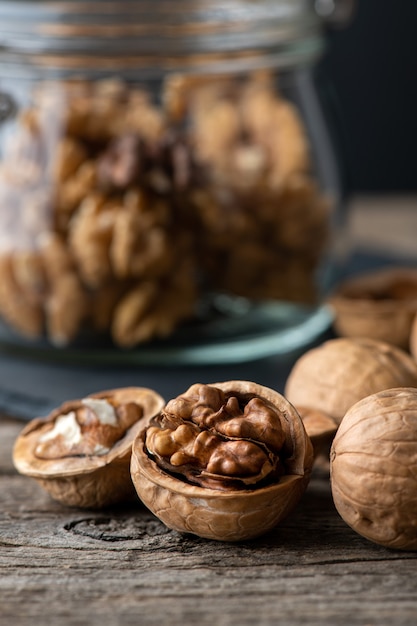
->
0;0;325;76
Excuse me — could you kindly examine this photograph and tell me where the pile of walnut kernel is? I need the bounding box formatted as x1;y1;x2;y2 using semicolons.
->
0;71;330;348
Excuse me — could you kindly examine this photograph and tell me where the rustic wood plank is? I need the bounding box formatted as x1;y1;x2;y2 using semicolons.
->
1;418;417;626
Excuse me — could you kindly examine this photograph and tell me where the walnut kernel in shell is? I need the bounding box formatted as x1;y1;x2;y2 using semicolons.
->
13;387;165;508
330;387;417;550
130;381;313;541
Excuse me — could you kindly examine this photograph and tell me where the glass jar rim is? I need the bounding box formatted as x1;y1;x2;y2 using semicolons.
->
0;0;324;74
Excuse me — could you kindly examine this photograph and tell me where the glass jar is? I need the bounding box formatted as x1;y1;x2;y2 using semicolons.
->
0;0;348;364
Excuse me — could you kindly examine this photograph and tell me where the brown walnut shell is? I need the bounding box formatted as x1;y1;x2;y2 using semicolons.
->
130;380;313;541
13;387;165;508
295;406;338;464
328;267;417;349
330;387;417;550
409;312;417;359
285;337;417;428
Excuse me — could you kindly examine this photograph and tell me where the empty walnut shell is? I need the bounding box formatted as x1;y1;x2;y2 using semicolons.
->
328;267;417;349
13;387;165;508
330;387;417;550
285;337;417;429
130;381;313;541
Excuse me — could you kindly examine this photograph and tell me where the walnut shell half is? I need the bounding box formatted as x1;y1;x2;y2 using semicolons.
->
330;387;417;550
130;381;313;541
13;387;165;508
295;406;338;464
328;267;417;349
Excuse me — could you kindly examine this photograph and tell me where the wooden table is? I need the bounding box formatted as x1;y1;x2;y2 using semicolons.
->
1;196;417;625
2;414;417;626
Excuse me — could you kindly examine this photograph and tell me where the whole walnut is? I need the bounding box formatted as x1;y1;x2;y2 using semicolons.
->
330;387;417;550
285;337;417;427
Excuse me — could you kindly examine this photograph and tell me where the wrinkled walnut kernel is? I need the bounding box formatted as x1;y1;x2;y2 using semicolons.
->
111;256;197;347
145;383;287;490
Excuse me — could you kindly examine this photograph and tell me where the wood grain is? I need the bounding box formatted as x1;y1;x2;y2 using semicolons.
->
1;417;417;625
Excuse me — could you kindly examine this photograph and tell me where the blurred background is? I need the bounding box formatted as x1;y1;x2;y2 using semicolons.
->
320;0;417;193
0;0;415;415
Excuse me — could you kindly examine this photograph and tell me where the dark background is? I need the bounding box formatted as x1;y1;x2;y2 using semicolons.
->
319;0;417;192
